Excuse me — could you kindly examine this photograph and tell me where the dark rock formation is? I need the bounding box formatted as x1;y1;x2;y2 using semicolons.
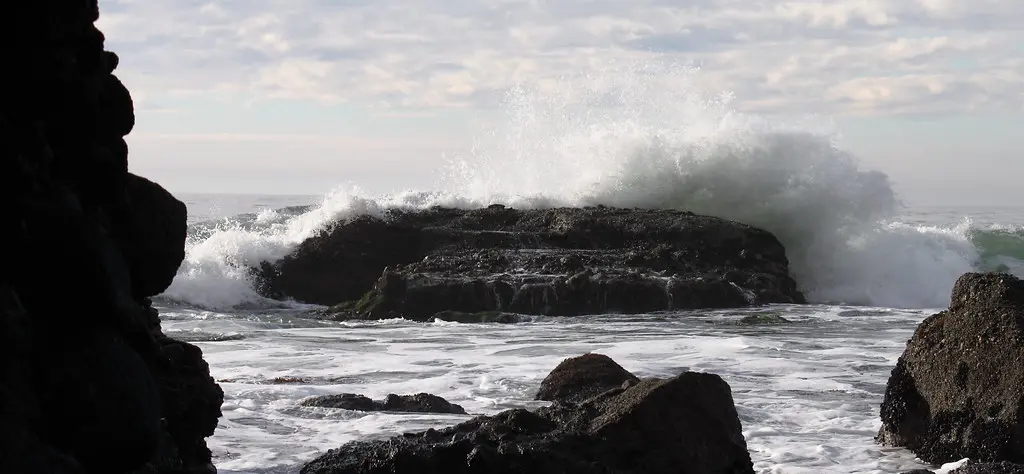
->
254;206;804;321
0;2;223;473
301;355;754;474
301;393;467;415
878;273;1024;465
535;353;640;404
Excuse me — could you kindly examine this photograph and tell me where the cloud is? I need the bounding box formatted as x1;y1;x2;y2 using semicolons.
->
97;0;1024;116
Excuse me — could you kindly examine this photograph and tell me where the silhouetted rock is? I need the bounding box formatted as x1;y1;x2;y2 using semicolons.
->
301;393;467;415
0;1;222;473
114;174;189;299
535;353;640;404
254;207;804;320
878;273;1024;465
301;355;754;474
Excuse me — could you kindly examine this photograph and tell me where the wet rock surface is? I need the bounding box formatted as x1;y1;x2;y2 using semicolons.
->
535;353;640;404
1;2;223;473
254;206;805;320
878;272;1024;465
300;393;467;415
301;354;754;474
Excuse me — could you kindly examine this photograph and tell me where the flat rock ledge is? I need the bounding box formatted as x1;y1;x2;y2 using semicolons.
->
879;272;1024;466
300;393;467;415
300;353;755;474
254;206;805;321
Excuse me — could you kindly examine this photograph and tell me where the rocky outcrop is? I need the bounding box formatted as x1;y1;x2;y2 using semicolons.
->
535;353;640;404
1;2;222;473
300;393;467;415
878;273;1024;465
301;354;754;474
254;206;805;321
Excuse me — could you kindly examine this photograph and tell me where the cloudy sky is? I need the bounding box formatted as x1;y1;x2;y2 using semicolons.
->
97;0;1023;205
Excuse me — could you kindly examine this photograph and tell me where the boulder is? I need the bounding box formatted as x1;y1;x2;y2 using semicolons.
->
535;353;640;404
0;1;223;473
300;393;467;415
301;356;754;474
381;393;467;415
878;272;1024;465
254;206;804;320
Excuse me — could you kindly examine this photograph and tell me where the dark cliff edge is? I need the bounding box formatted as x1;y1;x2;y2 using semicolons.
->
254;206;806;321
1;2;223;473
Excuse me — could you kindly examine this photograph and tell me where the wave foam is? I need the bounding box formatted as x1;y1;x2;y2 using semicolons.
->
161;60;1023;310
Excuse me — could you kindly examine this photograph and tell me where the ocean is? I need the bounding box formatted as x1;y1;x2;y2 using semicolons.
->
153;69;1024;473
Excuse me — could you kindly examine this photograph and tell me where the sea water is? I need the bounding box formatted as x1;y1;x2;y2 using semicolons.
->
155;62;1024;473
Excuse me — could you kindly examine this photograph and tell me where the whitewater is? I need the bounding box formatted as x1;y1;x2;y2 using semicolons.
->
155;62;1024;473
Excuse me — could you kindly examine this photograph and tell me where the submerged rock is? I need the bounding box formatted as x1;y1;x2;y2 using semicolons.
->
430;310;523;324
878;273;1024;465
0;2;223;472
254;207;804;320
301;354;754;474
738;313;791;325
301;393;467;415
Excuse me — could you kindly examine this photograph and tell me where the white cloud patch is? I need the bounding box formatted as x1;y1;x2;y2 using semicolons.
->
97;0;1024;116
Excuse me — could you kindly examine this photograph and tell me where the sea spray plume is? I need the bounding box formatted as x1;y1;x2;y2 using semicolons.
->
439;59;977;308
162;60;1010;310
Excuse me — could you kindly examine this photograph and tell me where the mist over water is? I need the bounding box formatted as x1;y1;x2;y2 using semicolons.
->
164;61;1024;311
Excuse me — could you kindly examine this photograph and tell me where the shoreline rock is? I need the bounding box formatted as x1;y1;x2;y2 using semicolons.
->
300;354;755;474
254;206;805;321
300;393;467;415
878;272;1024;465
1;2;223;472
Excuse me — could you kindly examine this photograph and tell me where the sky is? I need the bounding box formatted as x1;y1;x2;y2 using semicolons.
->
97;0;1023;206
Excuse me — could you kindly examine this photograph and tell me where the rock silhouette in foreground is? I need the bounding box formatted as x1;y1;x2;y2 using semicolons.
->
301;393;467;415
878;273;1024;465
301;354;754;474
1;1;222;473
254;206;805;320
